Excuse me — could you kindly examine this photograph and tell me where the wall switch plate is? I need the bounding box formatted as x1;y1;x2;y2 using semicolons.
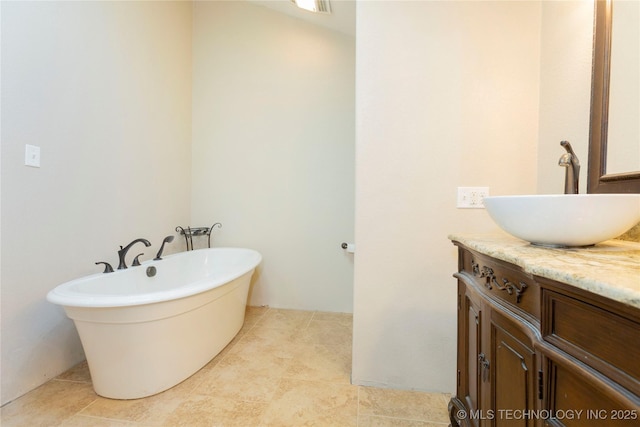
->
457;186;489;208
25;144;41;168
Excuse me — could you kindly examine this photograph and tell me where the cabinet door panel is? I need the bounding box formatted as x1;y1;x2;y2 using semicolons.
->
547;359;639;427
464;286;483;426
491;311;537;427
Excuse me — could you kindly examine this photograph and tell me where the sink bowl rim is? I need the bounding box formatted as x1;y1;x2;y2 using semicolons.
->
482;193;640;247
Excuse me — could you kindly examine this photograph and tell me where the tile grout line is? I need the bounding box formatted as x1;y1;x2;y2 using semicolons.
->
64;395;102;425
253;313;296;427
305;310;316;329
366;413;451;425
356;385;361;426
51;378;92;385
64;413;140;426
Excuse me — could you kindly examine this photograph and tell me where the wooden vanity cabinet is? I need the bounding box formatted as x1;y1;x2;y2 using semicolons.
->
448;243;640;427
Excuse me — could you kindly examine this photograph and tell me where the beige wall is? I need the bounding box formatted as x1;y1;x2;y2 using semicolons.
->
191;1;356;312
352;0;600;394
0;1;192;404
353;0;542;392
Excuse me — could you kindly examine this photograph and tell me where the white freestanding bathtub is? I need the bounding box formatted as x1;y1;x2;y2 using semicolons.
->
47;247;261;399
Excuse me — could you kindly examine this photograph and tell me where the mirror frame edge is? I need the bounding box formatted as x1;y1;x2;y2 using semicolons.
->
587;0;640;194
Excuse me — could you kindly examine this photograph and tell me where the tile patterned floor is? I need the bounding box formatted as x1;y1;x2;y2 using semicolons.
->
1;307;450;426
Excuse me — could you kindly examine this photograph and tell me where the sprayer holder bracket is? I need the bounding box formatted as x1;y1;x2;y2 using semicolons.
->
175;223;222;251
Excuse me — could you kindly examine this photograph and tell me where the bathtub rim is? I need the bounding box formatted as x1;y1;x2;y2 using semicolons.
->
46;247;261;309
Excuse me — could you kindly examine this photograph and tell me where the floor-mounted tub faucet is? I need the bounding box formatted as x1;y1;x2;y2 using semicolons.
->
117;238;151;270
558;140;580;194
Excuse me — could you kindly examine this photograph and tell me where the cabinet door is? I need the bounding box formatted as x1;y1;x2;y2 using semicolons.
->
544;355;639;427
489;309;537;427
454;281;485;427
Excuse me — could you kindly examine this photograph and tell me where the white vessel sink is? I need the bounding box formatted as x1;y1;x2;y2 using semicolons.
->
483;194;640;247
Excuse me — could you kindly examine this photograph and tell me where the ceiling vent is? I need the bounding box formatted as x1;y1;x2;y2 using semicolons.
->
291;0;332;14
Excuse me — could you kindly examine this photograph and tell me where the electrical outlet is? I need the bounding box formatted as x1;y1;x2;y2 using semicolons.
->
25;144;41;168
457;187;490;209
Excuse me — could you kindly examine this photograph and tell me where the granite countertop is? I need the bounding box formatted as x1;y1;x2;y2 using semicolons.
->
448;233;640;309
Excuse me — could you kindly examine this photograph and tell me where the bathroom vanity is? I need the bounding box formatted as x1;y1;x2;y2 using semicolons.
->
447;234;640;427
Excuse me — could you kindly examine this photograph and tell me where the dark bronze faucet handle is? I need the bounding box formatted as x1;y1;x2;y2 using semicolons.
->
132;253;144;266
95;261;114;273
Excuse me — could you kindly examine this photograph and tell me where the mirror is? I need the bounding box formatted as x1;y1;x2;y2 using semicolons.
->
606;0;639;175
588;0;640;193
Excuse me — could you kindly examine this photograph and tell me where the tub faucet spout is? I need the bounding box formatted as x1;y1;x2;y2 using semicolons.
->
558;140;580;194
117;238;151;270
